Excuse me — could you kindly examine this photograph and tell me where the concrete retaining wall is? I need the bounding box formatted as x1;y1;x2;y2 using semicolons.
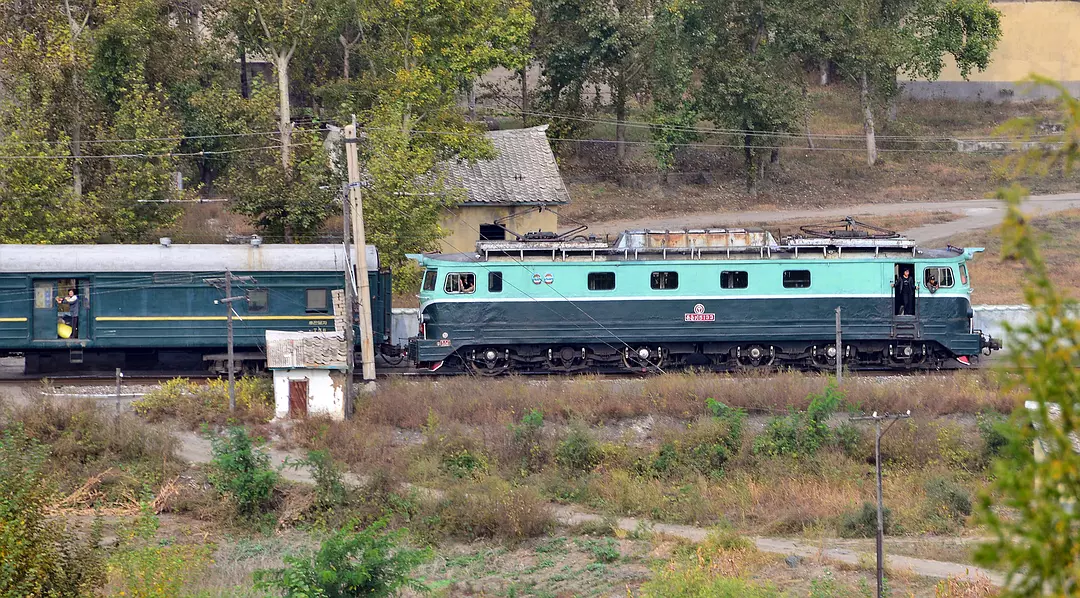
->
972;304;1032;349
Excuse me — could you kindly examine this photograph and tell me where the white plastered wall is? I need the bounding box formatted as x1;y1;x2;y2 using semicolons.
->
273;369;345;421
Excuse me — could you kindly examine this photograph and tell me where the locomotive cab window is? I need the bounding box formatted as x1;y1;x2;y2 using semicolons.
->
422;269;438;292
721;271;748;289
651;271;678;290
588;272;616;291
306;289;328;313
923;267;954;289
488;272;503;293
247;289;268;312
959;264;968;285
445;273;476;294
782;270;811;289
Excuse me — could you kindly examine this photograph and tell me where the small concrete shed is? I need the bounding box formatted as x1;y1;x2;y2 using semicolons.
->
266;330;349;420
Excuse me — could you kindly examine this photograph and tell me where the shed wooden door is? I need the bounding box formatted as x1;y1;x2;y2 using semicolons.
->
288;379;308;418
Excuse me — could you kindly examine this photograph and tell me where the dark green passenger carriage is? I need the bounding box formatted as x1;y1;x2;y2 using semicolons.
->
0;243;391;374
408;229;1000;374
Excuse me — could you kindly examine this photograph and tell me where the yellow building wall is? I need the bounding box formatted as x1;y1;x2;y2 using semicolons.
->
438;206;559;254
903;2;1080;83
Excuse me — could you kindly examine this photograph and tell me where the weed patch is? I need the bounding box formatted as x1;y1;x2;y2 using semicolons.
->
208;427;278;522
134;376;273;427
838;502;893;538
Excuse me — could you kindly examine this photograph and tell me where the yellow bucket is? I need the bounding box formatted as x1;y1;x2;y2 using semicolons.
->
57;322;72;339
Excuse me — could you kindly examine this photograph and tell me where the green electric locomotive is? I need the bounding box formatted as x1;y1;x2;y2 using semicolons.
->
409;224;999;374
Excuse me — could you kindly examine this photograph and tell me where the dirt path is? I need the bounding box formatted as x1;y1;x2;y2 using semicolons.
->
174;429;1004;586
590;192;1080;244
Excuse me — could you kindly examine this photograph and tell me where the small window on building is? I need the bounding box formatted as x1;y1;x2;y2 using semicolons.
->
588;272;616;291
247;289;268;312
488;271;503;293
923;267;954;288
306;289;328;312
721;271;748;289
422;269;438;291
783;270;811;289
479;224;506;241
651;271;678;290
445;272;476;294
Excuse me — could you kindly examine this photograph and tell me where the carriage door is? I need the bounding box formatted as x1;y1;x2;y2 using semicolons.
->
891;263;920;339
32;279;89;340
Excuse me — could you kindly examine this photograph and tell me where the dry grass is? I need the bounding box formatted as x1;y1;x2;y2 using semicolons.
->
362;372;1015;430
951;209;1080;304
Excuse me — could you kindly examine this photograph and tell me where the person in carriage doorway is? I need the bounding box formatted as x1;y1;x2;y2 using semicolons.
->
891;268;916;315
56;288;80;337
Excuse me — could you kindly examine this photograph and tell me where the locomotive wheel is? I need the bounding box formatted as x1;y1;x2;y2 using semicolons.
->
546;346;586;372
468;348;511;376
735;345;774;368
622;346;664;372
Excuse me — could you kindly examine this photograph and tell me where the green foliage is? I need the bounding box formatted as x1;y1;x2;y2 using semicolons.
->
577;537;620;563
106;507;213;598
133;376;274;424
639;529;778;597
254;519;431;597
441;448;490;480
753;382;844;458
643;402;745;479
289;450;349;510
0;427;105;597
976;411;1009;461
838;501;892;539
973;84;1080;594
923;476;972;533
555;423;602;474
507;409;547;476
208;427;278;520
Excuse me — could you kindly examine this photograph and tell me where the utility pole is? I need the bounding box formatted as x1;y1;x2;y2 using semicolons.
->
343;119;376;383
850;410;912;598
835;306;843;385
205;271;256;412
342;189;356;413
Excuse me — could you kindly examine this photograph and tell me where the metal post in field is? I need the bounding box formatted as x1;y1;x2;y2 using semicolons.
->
835;306;842;385
850;410;911;598
115;367;122;416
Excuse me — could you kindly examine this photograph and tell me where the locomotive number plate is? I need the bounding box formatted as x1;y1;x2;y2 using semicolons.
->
308;320;329;326
436;339;452;347
684;313;715;322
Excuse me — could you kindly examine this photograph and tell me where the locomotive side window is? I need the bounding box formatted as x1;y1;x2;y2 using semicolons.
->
422;269;438;291
923;267;954;288
588;272;616;291
721;271;748;289
489;272;503;293
306;289;328;312
959;264;968;285
247;289;269;312
783;270;811;289
445;273;476;294
651;271;678;290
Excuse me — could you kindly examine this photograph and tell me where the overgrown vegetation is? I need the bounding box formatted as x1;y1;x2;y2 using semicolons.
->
104;506;214;598
209;427;279;522
638;529;779;597
0;427;105;597
753;382;845;458
133;377;273;426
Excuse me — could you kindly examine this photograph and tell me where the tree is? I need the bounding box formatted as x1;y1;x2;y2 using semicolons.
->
827;0;1002;165
974;77;1080;595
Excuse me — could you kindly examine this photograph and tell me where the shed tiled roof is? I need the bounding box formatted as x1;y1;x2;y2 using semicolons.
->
442;125;570;206
266;330;348;370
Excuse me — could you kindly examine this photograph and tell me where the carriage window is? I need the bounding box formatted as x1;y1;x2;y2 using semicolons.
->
306;289;328;312
651;271;678;290
488;271;503;293
422;269;438;291
445;273;476;294
959;264;968;285
783;270;811;288
246;289;268;312
588;272;616;291
721;271;748;289
923;267;954;288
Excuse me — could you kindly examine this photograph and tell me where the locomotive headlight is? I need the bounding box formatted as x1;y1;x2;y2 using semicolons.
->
637;348;651;359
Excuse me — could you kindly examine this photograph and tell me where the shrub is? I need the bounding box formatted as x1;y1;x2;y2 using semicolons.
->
255;519;430;597
441;448;490;480
133;376;273;426
838;501;893;538
0;427;105;597
639;529;778;597
208;427;278;520
753;382;844;458
504;409;547;475
976;411;1009;462
924;476;972;532
421;478;554;541
555;422;601;474
287;449;348;511
643;415;743;479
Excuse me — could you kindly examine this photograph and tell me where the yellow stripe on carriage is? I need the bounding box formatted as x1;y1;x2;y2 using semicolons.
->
0;317;27;322
95;315;328;322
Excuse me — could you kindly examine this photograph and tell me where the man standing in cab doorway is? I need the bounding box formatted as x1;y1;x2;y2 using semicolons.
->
893;268;916;316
